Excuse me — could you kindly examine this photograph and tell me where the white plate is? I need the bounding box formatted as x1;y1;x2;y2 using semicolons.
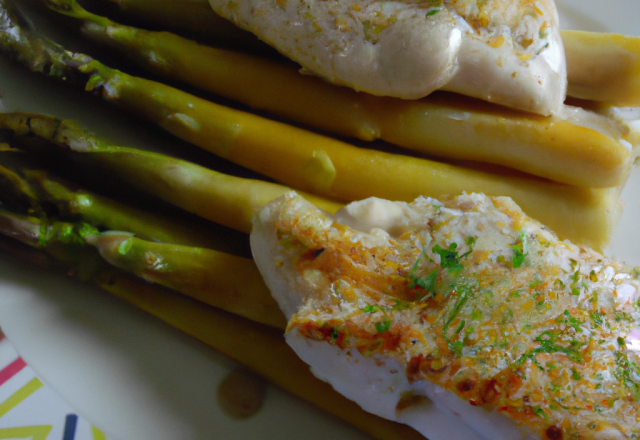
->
0;2;638;440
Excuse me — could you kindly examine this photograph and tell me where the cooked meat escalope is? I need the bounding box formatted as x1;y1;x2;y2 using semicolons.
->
252;192;640;440
209;0;566;115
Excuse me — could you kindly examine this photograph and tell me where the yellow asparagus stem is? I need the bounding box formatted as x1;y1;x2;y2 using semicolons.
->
104;275;428;440
0;4;624;249
564;30;640;107
0;230;425;440
82;0;640;108
103;73;622;251
87;232;287;329
55;0;633;188
25;169;239;250
0;196;282;330
0;113;342;234
82;0;270;54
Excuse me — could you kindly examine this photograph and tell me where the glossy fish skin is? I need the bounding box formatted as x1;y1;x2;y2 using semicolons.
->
208;0;566;115
251;192;640;440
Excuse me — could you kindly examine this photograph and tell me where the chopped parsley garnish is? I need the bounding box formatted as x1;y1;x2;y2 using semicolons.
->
375;319;391;333
426;7;442;17
464;236;477;251
510;232;528;268
407;247;437;298
590;310;605;328
615;311;633;323
557;310;584;333
433;243;464;271
362;300;410;315
449;340;464;355
442;283;478;356
516;331;584;370
618;337;627;347
570;269;581;296
407;237;475;297
433;237;476;273
409;269;438;296
614;351;640;400
362;300;409;334
532;405;549;420
571;368;582;381
363;304;386;314
529;278;544;289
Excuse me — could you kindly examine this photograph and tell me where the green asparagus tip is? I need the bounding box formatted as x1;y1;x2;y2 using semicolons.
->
43;0;111;26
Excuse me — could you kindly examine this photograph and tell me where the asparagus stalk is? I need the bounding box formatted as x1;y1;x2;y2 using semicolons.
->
0;4;623;250
82;0;640;108
44;0;633;188
0;153;229;249
0;206;284;327
87;232;286;329
0;113;342;233
81;0;271;54
0;161;42;214
21;168;241;250
0;208;111;281
0;234;426;440
564;30;640;107
0;157;279;323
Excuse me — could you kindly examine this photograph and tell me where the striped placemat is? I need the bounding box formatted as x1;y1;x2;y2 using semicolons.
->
0;330;110;440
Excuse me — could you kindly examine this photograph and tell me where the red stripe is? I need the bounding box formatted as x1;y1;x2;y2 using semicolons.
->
0;358;27;387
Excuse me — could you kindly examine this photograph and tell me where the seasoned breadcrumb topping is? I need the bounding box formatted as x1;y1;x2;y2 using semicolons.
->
272;193;640;440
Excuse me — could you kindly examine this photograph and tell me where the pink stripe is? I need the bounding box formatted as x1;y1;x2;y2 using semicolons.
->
0;358;27;387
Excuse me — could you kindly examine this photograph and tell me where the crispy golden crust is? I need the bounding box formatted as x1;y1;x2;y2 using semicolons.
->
258;192;640;439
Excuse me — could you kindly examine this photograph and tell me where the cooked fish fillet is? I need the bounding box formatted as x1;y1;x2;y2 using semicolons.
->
251;192;640;440
208;0;566;115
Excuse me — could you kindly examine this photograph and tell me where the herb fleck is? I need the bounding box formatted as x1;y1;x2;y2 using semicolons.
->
426;7;442;17
510;232;528;268
532;405;549;420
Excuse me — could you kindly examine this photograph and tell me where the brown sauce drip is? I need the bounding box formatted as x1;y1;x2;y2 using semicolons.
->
217;369;267;419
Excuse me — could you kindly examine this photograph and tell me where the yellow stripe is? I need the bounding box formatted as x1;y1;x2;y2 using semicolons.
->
0;425;52;440
0;377;43;418
91;426;108;440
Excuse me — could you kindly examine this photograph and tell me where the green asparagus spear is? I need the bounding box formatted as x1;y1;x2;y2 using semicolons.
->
43;0;633;188
87;232;286;329
0;160;42;214
0;151;249;253
80;0;272;54
24;168;244;250
0;2;622;250
0;112;342;233
0;207;284;327
0;207;111;280
82;0;640;107
0;232;425;440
